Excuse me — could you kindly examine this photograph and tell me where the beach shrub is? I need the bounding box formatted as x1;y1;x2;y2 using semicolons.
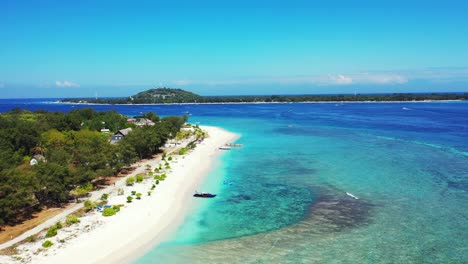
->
42;240;53;248
55;221;63;229
136;174;144;183
131;190;136;195
147;191;152;196
66;215;80;225
168;156;172;161
162;153;166;160
178;147;187;155
112;205;121;212
127;196;133;203
188;141;196;149
136;193;142;199
27;235;37;242
70;183;93;198
126;176;136;186
84;199;96;211
102;208;116;217
45;226;58;238
154;168;160;173
156;180;160;185
100;193;109;201
154;173;167;180
118;188;124;195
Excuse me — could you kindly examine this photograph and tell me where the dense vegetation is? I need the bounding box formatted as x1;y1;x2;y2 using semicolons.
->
61;88;468;104
131;88;202;103
202;93;468;103
0;108;186;225
64;88;202;104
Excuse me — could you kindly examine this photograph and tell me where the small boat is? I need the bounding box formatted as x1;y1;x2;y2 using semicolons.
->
193;192;217;198
346;192;359;199
219;146;231;150
225;143;243;147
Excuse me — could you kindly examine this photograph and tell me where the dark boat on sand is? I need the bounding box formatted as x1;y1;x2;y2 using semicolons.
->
193;192;217;198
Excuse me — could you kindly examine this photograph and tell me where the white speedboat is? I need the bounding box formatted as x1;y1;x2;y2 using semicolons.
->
346;192;359;199
219;146;231;150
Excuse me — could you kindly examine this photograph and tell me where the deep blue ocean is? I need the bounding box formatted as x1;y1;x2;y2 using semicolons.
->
1;99;467;263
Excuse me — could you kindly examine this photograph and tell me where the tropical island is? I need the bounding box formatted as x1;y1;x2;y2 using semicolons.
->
0;107;238;263
60;88;468;104
0;108;188;226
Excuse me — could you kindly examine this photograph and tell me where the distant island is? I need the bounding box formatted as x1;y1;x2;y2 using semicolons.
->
60;88;468;104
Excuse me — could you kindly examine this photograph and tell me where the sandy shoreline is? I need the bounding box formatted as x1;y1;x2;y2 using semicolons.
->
52;99;466;106
0;126;238;264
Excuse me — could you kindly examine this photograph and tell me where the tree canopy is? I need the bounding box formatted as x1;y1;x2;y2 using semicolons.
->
61;88;468;104
0;108;186;225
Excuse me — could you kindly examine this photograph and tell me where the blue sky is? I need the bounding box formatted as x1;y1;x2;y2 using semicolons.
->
1;0;468;98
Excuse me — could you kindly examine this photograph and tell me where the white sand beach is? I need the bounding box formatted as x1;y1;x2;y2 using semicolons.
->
0;126;238;264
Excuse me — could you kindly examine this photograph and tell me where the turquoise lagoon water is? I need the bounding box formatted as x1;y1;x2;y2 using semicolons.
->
1;100;467;263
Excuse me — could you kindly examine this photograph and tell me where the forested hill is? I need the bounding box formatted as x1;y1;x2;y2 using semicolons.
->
61;88;468;104
132;88;202;103
0;108;187;225
63;88;203;104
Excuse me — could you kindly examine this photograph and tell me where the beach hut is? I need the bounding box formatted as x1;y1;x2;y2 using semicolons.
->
30;154;46;166
110;128;133;144
135;118;155;126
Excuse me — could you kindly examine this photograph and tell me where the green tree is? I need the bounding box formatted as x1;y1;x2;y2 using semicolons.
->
0;169;38;224
33;162;71;205
142;112;160;123
120;126;162;159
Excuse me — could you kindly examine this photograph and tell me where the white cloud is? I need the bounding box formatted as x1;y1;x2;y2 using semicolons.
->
406;67;468;82
55;80;80;87
350;73;408;84
143;67;468;88
172;80;193;86
327;74;353;85
169;73;406;87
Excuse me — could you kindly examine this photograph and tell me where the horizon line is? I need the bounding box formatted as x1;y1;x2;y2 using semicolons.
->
1;91;467;100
